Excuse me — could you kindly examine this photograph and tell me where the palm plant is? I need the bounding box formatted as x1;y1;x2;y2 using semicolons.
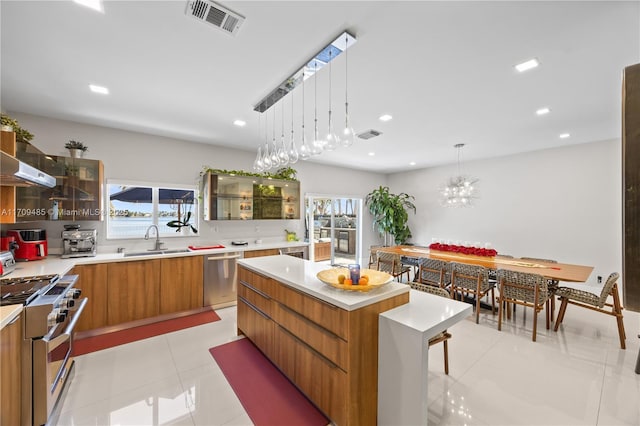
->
365;186;416;245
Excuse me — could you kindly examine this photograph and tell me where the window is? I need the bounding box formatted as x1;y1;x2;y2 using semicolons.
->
107;180;198;239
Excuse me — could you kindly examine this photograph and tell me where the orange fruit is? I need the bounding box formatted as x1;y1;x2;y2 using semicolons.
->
337;274;346;284
358;277;369;286
344;278;353;286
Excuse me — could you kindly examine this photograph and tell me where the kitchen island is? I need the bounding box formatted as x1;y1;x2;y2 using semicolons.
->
237;255;410;425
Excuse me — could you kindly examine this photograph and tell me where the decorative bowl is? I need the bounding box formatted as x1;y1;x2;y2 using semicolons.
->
316;268;393;292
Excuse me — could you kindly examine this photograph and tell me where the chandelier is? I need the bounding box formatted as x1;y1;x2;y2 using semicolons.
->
440;143;478;207
252;31;357;172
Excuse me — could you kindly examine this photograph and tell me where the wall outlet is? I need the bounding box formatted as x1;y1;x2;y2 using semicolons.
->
597;275;602;284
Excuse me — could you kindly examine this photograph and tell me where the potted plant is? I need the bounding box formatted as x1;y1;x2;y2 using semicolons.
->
365;186;416;245
1;113;34;143
65;140;88;158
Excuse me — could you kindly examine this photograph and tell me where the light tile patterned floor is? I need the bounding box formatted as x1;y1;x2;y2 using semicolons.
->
55;300;640;425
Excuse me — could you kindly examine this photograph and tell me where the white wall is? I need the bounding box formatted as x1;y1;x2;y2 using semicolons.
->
5;112;387;263
388;139;622;284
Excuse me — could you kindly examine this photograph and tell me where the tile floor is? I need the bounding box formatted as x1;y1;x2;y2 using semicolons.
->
55;299;640;426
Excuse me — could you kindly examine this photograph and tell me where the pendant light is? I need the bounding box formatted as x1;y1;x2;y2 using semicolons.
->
288;91;299;163
299;70;311;160
253;113;264;171
278;101;289;164
270;107;281;168
324;48;339;151
262;106;272;169
311;60;324;155
341;33;356;147
439;143;478;207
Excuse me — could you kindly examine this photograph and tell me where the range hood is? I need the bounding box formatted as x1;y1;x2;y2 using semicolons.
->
0;151;56;188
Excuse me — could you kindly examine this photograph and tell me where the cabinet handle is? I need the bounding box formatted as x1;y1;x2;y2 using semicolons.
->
278;324;342;371
238;296;270;320
239;280;271;300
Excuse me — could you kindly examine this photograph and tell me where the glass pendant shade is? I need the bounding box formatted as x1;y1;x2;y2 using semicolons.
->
254;146;263;171
299;131;311;160
288;134;299;163
325;110;339;151
278;135;289;164
262;140;272;169
341;110;356;147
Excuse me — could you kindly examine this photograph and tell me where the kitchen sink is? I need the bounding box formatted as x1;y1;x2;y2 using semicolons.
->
123;249;190;257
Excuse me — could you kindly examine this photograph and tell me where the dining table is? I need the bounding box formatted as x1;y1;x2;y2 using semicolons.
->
375;245;594;282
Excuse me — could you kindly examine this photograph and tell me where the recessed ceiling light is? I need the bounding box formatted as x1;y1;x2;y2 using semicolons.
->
89;84;109;95
379;114;393;122
368;152;375;156
409;161;416;166
536;107;550;115
559;133;571;139
515;58;539;73
233;120;246;127
73;0;103;12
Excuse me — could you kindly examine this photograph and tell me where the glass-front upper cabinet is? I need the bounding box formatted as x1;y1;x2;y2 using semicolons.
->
202;172;300;220
16;155;103;221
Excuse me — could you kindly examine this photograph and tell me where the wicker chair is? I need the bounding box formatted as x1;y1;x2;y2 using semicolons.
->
520;257;560;321
449;262;495;324
368;245;384;269
417;258;450;288
496;270;552;342
409;283;453;374
553;273;626;349
376;251;411;282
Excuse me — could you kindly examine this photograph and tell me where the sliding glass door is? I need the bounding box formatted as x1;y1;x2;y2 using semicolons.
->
305;194;362;266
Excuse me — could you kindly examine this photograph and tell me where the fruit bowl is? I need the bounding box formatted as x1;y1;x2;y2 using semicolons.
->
316;268;393;292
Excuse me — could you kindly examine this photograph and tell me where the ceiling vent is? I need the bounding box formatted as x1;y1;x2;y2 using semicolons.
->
357;129;383;140
186;0;245;36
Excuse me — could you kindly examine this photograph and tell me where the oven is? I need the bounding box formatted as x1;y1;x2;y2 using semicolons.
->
1;274;86;426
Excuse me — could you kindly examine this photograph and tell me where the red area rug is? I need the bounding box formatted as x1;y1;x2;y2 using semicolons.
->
73;310;220;356
209;338;329;426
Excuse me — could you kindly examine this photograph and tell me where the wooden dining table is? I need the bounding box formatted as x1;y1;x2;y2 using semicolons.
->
376;245;594;282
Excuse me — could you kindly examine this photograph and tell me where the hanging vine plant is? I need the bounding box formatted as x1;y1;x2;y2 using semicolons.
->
200;166;298;181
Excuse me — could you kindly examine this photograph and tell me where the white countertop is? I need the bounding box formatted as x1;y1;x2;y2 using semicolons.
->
238;255;410;311
0;304;22;330
1;240;309;279
381;289;473;339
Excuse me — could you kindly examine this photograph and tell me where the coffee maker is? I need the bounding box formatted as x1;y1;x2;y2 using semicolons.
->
61;226;97;258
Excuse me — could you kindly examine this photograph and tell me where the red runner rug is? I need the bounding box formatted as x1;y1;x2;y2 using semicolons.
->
73;310;221;356
209;338;329;426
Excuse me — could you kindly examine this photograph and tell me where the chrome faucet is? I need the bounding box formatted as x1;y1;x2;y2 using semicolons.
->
144;225;165;251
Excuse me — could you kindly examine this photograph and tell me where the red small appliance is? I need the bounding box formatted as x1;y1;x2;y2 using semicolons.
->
7;229;48;261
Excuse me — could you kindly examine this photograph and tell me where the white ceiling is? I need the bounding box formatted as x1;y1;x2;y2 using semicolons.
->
1;1;639;173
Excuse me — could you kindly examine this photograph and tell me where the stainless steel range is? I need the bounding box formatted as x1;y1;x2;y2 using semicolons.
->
0;274;86;426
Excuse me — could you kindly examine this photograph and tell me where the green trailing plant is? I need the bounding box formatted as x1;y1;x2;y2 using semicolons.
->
1;113;34;143
365;186;416;245
200;166;298;181
65;140;88;152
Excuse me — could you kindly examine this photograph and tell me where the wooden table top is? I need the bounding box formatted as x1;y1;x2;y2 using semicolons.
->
375;246;594;283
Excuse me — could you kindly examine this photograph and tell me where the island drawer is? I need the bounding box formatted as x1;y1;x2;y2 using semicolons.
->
238;267;276;297
274;325;347;426
273;303;348;370
237;297;274;359
274;284;348;340
238;281;273;317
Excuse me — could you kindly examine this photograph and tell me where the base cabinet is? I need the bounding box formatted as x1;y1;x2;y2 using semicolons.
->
107;260;161;325
237;265;408;425
0;313;22;426
72;264;108;332
160;256;203;314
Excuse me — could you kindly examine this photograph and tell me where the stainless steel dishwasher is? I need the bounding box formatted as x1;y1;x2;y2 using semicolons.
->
203;251;243;307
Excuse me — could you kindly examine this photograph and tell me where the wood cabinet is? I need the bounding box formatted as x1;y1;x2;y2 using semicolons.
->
0;312;22;426
160;256;203;315
71;264;108;332
237;265;409;425
314;241;331;261
1;131;17;224
107;260;161;325
202;172;300;220
243;248;280;258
